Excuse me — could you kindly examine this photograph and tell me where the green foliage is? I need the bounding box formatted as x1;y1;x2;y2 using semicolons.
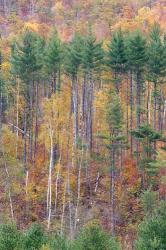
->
81;31;103;74
148;23;166;82
108;29;127;73
45;29;62;75
34;36;46;79
49;234;71;250
11;29;40;83
126;31;147;71
65;34;83;77
141;190;157;216
106;91;123;132
131;124;162;142
73;223;121;250
22;223;46;250
0;224;21;250
131;125;164;183
135;201;166;250
131;124;164;175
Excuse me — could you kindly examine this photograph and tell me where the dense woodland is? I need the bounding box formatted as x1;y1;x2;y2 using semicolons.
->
0;0;166;249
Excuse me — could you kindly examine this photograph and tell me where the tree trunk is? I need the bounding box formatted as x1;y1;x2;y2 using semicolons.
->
74;145;83;233
136;70;141;128
53;71;57;93
61;181;67;235
130;71;133;156
153;82;157;130
47;125;54;230
136;71;141;164
34;81;39;161
16;79;19;158
29;81;34;163
2;150;14;222
87;74;94;151
73;76;79;148
147;81;152;124
110;143;115;236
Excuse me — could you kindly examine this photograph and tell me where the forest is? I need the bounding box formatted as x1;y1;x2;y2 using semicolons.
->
0;0;166;249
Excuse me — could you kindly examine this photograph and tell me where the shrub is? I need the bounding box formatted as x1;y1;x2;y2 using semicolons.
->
73;223;121;250
22;223;46;250
49;233;71;250
0;224;21;250
135;201;166;250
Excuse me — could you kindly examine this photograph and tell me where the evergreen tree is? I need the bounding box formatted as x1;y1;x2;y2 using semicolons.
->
126;32;147;128
0;224;21;250
147;23;166;130
73;223;120;250
131;124;164;187
81;32;103;75
81;31;103;150
49;234;71;250
65;34;83;147
65;34;83;78
45;29;62;93
106;91;125;235
135;201;166;250
22;223;46;250
141;190;157;216
10;29;41;164
11;29;40;89
108;29;127;93
34;35;46;81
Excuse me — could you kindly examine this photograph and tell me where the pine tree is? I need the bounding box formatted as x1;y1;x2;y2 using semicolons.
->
0;224;21;250
147;23;166;131
22;223;46;250
108;29;127;93
126;32;147;128
65;34;83;147
65;34;83;78
10;29;41;204
81;31;103;150
106;91;125;235
131;124;164;188
74;223;120;250
11;29;39;87
126;32;147;163
45;29;62;94
135;201;166;250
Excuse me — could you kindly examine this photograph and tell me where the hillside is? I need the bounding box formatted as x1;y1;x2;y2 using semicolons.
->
0;1;166;249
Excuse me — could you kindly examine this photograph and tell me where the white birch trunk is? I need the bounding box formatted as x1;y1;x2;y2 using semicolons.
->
16;79;19;158
61;181;67;235
74;146;83;232
47;124;54;230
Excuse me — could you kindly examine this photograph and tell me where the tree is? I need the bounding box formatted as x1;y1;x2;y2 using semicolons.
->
135;201;166;250
10;29;40;88
108;29;127;93
147;23;166;131
81;31;103;150
45;29;62;94
141;190;157;216
126;32;147;128
10;29;41;205
105;91;125;235
10;29;40;153
49;234;70;250
131;124;164;188
0;224;21;250
22;223;46;250
65;34;83;147
73;223;121;250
